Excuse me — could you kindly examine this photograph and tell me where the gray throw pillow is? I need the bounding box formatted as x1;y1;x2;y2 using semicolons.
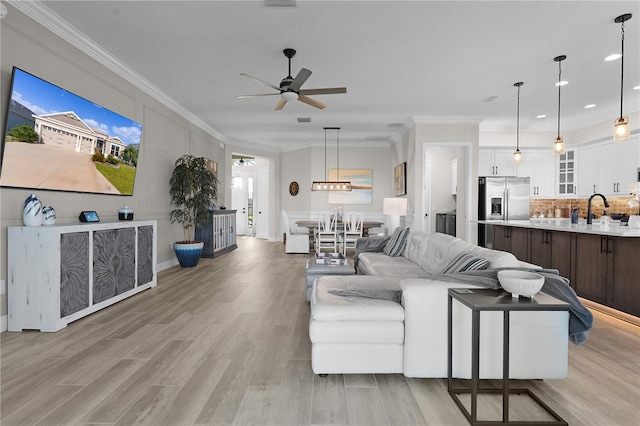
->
383;227;410;257
440;251;490;274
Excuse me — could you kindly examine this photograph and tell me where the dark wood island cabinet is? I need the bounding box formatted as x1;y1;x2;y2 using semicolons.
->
491;222;640;317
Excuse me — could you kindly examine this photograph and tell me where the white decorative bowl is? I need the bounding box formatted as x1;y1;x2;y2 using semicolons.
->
497;270;545;298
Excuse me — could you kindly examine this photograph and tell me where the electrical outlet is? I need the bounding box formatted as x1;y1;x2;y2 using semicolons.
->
170;242;174;250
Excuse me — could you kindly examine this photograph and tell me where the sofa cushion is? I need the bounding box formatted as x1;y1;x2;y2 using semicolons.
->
311;275;405;322
440;251;490;274
357;252;432;278
383;226;411;256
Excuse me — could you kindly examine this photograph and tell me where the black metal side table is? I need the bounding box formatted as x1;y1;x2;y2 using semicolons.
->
447;288;569;425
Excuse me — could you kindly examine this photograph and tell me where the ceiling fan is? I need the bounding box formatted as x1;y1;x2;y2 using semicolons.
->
237;48;347;110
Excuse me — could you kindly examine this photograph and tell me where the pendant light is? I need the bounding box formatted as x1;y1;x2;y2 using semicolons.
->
311;127;352;191
513;82;524;163
553;55;567;156
613;13;632;141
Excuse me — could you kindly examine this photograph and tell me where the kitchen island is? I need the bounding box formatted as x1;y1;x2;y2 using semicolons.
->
478;219;640;318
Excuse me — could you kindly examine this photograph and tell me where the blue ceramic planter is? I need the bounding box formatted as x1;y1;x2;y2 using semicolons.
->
174;241;204;267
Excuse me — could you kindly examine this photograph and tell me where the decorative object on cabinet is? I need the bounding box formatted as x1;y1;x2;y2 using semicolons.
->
42;205;56;225
513;82;524;164
195;209;238;257
169;154;219;267
613;14;632;141
311;127;352;192
7;220;157;332
394;162;407;196
22;193;42;226
289;181;299;196
118;205;134;220
552;55;567;156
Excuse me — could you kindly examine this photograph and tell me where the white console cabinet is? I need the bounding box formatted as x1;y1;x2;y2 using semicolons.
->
8;220;157;332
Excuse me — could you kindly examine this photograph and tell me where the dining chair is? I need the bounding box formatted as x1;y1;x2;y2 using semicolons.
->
340;212;363;255
315;212;338;255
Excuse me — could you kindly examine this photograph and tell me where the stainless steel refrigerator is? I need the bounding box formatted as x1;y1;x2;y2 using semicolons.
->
478;176;530;248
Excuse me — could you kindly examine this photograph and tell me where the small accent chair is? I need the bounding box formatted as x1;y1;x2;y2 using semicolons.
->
282;210;310;254
340;212;363;255
315;212;338;255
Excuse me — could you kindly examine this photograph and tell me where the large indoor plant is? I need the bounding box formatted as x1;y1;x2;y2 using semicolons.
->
169;154;218;267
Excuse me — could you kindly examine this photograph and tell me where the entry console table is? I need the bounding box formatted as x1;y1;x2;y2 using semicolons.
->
447;288;569;425
195;209;237;257
8;220;157;332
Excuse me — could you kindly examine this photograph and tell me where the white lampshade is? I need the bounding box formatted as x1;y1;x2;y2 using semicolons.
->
383;198;407;216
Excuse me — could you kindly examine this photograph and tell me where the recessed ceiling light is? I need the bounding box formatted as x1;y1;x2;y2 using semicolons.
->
554;81;569;87
634;85;640;90
584;104;596;109
537;115;547;119
604;53;622;61
297;117;311;123
483;96;498;103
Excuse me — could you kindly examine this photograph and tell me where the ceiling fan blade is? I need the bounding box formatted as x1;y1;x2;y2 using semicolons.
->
288;68;312;92
240;73;281;91
299;87;347;96
236;93;280;99
298;95;326;110
274;98;287;110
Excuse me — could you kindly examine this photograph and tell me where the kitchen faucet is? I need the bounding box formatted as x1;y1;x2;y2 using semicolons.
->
586;193;610;225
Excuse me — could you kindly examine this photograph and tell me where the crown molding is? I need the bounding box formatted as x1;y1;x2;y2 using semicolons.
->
9;0;229;145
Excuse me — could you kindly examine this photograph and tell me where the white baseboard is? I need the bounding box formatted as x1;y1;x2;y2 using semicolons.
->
158;257;179;272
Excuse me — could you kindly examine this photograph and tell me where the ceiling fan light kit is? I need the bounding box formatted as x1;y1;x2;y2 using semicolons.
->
613;13;632;141
238;48;346;110
311;127;352;192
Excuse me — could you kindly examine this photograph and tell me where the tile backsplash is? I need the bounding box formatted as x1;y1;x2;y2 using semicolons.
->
530;196;640;219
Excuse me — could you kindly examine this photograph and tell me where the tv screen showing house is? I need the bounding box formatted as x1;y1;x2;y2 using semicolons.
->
0;67;143;196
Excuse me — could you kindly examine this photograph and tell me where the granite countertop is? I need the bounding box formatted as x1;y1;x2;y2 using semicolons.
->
477;219;640;237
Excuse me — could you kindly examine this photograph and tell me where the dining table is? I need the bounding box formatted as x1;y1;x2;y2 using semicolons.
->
295;219;384;238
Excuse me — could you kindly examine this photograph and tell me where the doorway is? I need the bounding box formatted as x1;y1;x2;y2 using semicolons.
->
422;143;472;241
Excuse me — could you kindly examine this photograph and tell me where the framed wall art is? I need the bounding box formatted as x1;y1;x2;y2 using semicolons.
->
394;162;407;197
328;168;372;205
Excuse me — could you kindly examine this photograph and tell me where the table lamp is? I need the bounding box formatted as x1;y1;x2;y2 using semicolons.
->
383;197;407;234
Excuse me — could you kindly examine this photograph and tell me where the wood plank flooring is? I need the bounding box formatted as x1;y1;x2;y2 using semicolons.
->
1;236;639;425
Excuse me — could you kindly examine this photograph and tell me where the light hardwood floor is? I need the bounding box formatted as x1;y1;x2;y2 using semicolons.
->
1;236;639;425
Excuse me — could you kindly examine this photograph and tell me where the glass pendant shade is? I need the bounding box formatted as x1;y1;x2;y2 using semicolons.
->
614;116;630;141
553;136;566;155
513;149;522;163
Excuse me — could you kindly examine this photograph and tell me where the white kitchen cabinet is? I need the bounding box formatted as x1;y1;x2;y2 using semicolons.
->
578;144;600;196
596;137;639;196
517;150;555;197
8;220;157;332
479;149;516;176
556;149;577;196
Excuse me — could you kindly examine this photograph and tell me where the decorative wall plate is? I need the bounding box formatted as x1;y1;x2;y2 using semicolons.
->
289;181;299;196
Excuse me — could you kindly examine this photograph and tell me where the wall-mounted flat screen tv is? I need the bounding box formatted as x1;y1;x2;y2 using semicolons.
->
1;67;143;196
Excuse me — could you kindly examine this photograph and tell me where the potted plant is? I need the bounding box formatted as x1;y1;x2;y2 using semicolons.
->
169;154;218;267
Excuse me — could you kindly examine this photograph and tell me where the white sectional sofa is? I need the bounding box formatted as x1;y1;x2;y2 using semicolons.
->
309;230;570;379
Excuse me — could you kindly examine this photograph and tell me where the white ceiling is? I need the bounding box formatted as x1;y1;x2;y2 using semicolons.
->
16;1;640;151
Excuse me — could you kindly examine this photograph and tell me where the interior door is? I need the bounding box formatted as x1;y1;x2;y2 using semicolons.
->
423;160;432;233
231;173;251;235
256;166;269;239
